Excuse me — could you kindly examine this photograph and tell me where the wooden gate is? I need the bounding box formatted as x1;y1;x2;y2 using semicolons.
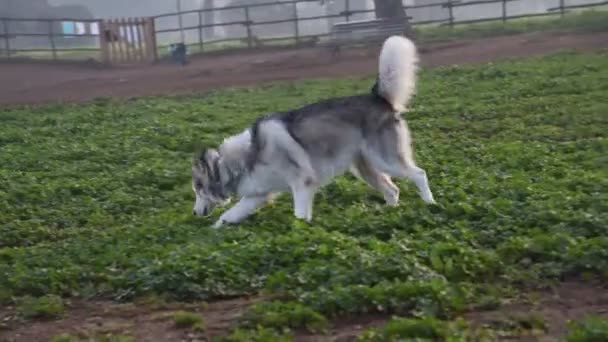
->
100;17;157;65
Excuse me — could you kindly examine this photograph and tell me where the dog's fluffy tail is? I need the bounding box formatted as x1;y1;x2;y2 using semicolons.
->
377;35;419;113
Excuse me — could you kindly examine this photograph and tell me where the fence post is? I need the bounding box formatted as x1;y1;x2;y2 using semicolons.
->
145;17;158;62
107;19;113;63
135;18;145;61
128;18;139;61
123;18;130;61
559;0;565;17
136;18;146;61
244;6;253;48
447;1;454;27
102;19;112;64
198;10;204;52
48;20;57;60
112;19;123;63
176;0;185;43
292;2;299;45
502;0;507;22
345;0;351;22
2;19;10;58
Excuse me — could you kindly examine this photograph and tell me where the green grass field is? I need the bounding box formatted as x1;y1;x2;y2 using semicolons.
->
415;9;608;41
1;51;607;340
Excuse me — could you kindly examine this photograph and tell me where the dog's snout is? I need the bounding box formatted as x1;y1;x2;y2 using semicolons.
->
193;207;210;217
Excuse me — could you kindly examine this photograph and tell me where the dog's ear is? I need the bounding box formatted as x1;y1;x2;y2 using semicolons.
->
192;149;205;167
204;148;219;161
192;148;219;173
192;149;210;175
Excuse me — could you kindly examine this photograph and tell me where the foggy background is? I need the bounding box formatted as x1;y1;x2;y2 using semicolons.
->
0;0;604;51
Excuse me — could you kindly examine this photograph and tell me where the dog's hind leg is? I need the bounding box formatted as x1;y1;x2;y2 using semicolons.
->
363;118;435;204
401;165;435;204
384;157;434;205
213;194;274;228
350;155;399;206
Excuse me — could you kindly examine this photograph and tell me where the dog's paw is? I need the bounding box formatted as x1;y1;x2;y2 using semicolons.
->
292;218;311;229
422;194;436;205
419;190;436;204
295;214;312;223
385;193;400;207
294;209;313;223
212;220;225;229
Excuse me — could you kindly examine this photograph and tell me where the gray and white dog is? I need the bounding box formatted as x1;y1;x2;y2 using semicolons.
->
192;35;435;228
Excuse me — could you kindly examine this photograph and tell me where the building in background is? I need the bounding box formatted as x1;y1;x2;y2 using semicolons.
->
0;0;96;49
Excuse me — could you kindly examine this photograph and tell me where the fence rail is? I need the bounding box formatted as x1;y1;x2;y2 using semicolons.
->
0;16;103;61
150;0;608;55
548;0;608;11
0;0;607;64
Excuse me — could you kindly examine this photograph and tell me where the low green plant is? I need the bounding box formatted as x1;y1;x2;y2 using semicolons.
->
359;317;471;341
218;326;294;342
17;295;65;319
375;317;447;340
241;302;328;333
512;313;548;332
51;333;136;342
51;334;78;342
173;311;205;330
567;316;608;342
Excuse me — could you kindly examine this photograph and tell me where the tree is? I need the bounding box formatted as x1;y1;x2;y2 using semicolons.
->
373;0;414;37
321;0;414;38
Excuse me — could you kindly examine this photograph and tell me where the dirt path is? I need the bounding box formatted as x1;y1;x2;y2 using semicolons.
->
1;281;607;341
1;31;607;106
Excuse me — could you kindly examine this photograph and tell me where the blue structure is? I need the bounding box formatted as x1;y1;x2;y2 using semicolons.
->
169;43;188;66
61;21;75;35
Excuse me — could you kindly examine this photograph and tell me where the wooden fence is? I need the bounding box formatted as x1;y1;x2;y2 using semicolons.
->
151;0;608;54
100;18;157;64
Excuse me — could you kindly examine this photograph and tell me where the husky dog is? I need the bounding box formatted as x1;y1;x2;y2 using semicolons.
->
192;35;435;228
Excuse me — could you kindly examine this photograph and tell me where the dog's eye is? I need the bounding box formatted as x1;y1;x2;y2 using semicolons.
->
195;181;203;189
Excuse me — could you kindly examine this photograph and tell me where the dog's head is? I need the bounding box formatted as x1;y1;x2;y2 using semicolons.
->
191;149;229;217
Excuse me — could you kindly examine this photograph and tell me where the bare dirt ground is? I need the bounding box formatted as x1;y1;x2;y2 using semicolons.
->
1;31;607;106
1;281;607;341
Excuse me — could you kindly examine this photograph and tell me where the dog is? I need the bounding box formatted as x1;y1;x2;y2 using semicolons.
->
192;35;435;228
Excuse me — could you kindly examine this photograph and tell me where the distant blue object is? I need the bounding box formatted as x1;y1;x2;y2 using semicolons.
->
169;43;188;66
62;21;75;35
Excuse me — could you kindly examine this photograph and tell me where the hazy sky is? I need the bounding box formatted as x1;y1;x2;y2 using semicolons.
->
48;0;207;17
45;0;593;20
45;1;376;18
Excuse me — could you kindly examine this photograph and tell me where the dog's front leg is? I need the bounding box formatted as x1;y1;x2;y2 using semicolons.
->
213;195;271;228
291;180;317;222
